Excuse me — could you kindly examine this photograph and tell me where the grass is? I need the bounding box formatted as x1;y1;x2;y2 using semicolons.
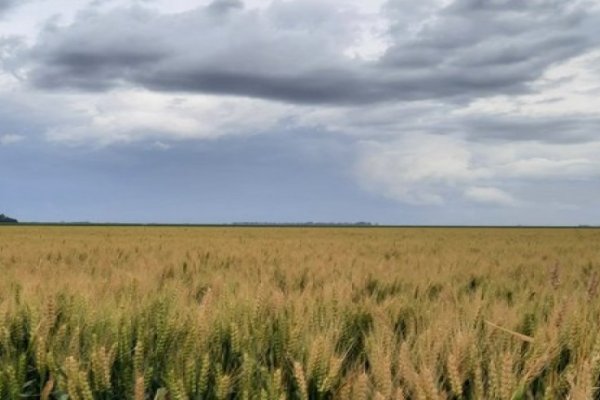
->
0;226;599;399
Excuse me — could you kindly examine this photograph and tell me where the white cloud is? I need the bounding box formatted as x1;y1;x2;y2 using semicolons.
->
152;141;171;150
0;133;24;145
356;135;600;206
44;89;294;145
356;134;488;204
501;157;599;180
464;186;519;207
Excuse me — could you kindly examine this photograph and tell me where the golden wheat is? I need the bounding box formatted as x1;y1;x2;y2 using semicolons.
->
0;226;599;399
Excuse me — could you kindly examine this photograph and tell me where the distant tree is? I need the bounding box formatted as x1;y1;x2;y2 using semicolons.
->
0;214;18;223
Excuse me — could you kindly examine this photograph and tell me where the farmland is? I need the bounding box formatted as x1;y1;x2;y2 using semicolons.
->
0;226;600;399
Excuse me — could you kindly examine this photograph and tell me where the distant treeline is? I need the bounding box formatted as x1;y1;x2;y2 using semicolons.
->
0;214;18;223
233;221;376;226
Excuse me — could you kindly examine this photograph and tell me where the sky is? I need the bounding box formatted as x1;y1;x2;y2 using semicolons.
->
1;0;600;224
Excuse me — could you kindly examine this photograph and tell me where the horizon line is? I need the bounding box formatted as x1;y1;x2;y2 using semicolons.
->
2;222;599;229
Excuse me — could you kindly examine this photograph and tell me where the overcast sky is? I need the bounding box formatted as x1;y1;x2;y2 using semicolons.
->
1;0;600;224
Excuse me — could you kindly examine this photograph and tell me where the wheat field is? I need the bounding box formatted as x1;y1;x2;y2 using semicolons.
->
0;226;599;399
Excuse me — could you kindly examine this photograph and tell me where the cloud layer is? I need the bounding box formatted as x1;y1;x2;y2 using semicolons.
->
27;0;600;105
1;0;600;223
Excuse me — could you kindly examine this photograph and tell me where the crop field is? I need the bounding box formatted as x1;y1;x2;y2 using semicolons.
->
1;226;600;400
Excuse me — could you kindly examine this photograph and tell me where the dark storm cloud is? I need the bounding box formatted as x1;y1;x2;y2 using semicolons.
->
30;7;171;91
29;2;378;103
137;68;389;105
25;0;600;105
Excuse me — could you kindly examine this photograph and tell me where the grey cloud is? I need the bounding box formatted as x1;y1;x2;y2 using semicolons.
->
301;97;600;147
29;3;376;103
0;0;31;16
462;115;600;144
208;0;244;14
0;0;16;14
138;69;374;105
448;0;565;13
23;0;600;105
31;7;170;90
380;0;595;96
